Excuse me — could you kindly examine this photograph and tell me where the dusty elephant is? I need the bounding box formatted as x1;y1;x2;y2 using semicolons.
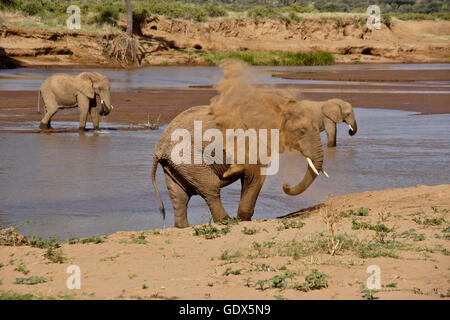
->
151;99;327;228
302;98;357;147
38;72;113;130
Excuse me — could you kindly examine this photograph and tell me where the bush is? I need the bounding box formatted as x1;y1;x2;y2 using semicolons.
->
205;50;335;66
0;0;19;10
188;6;207;23
96;6;120;26
22;1;44;16
203;4;227;18
289;3;316;13
247;6;282;20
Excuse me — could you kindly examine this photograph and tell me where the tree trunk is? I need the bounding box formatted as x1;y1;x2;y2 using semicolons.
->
126;0;132;36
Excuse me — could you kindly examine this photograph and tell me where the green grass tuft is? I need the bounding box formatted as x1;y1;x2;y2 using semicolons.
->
204;50;334;66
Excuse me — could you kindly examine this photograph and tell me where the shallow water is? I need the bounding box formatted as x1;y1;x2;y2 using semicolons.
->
1;64;449;91
0;108;449;240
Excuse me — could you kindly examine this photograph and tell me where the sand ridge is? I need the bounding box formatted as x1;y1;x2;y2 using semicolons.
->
0;184;448;300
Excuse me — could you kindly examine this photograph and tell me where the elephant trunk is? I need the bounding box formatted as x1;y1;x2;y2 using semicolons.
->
347;117;357;136
98;93;112;116
282;137;324;196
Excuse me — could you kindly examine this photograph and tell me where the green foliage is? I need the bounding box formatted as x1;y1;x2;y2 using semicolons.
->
0;290;37;300
14;276;47;285
241;227;258;235
204;50;334;66
413;216;445;226
361;288;378;300
340;207;370;217
303;269;328;290
44;246;66;264
247;6;282;20
218;217;241;226
193;223;231;239
14;263;29;275
68;236;104;244
222;267;242;276
393;12;450;21
356;240;402;258
29;236;61;249
289;3;316;13
203;4;228;18
352;219;393;232
96;5;120;25
277;218;305;231
386;282;397;288
393;229;425;241
220;250;241;261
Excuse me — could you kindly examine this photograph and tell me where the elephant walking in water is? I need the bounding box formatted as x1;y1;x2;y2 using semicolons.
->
301;99;357;147
152;60;329;227
152;101;326;228
38;72;113;130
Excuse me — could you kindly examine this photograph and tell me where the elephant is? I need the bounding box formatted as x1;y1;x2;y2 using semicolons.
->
301;98;357;147
151;99;327;228
38;72;113;130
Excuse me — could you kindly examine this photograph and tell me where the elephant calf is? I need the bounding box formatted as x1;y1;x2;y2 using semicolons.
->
38;72;113;130
303;98;357;147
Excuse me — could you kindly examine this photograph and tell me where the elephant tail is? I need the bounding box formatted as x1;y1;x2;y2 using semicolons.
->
151;156;165;220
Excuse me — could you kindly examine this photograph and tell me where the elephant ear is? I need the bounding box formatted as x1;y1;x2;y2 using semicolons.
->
74;73;95;99
322;100;343;123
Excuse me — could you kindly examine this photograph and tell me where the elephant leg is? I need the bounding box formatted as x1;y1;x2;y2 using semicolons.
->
324;119;337;147
40;105;58;130
203;193;230;222
90;106;100;130
77;95;90;131
164;172;190;228
237;173;265;221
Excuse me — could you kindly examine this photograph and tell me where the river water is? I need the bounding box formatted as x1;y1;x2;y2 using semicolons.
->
0;64;449;240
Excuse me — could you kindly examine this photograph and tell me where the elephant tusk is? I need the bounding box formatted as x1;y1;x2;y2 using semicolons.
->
306;157;319;176
348;124;354;131
101;99;104;104
322;170;329;178
111;105;114;110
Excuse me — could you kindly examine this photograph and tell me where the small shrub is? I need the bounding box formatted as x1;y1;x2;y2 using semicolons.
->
96;6;120;26
304;269;328;290
386;282;397;288
277;218;305;231
203;4;227;18
222;268;241;276
193;223;230;239
413;217;445;226
14;276;47;285
14;263;29;275
241;227;258;235
361;288;378;300
220;250;240;261
293;269;328;292
247;6;281;21
44;247;66;264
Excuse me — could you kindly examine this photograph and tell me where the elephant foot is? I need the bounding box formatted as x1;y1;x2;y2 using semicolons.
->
79;126;86;132
39;122;50;130
93;125;100;131
174;221;189;228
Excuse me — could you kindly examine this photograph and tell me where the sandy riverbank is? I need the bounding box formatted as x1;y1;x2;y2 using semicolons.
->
0;184;448;300
1;17;450;68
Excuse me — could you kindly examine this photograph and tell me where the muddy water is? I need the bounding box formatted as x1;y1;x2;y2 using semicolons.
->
1;64;450;90
0;108;449;240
